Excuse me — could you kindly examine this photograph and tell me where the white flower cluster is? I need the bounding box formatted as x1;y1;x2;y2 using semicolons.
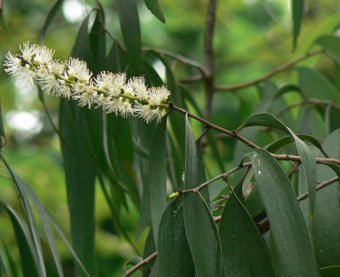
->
3;42;171;123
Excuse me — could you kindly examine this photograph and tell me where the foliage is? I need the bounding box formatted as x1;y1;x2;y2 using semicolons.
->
1;0;340;276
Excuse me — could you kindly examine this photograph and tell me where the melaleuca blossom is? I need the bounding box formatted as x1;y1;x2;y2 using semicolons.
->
3;42;170;123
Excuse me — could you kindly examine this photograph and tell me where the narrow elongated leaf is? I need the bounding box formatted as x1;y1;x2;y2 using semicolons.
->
297;67;340;104
158;202;195;276
2;240;19;277
266;134;327;157
249;149;318;276
149;116;168;244
0;99;6;148
60;14;97;276
316;35;340;65
219;184;274;276
144;0;165;23
311;130;340;266
238;112;317;216
41;0;64;44
115;0;141;74
2;166;64;277
183;115;219;276
291;0;304;50
1;159;46;277
1;203;40;277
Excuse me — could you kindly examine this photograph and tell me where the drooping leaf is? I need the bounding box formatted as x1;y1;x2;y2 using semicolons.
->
297;67;340;104
291;0;304;50
143;0;165;23
238;112;317;216
1;202;40;277
265;134;327;157
60;14;98;276
158;202;195;276
183;115;219;276
249;149;318;276
316;35;340;65
114;0;142;74
149;116;168;244
311;130;340;266
1;159;46;277
219;184;274;276
41;0;64;44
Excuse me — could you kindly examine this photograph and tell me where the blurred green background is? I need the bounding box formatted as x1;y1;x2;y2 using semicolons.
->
0;0;339;275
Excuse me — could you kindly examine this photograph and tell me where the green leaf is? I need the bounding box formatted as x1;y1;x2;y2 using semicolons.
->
311;130;340;267
149;116;168;245
158;202;195;276
4;169;64;277
1;159;46;277
291;0;304;50
132;117;156;235
2;239;19;277
114;0;142;74
238;112;317;216
90;6;106;73
40;0;64;44
60;101;96;276
219;184;274;276
249;149;318;276
297;67;340;104
266;134;327;157
142;230;156;276
143;0;165;23
60;14;98;276
1;203;40;277
0;99;6;148
316;35;340;65
183;115;219;276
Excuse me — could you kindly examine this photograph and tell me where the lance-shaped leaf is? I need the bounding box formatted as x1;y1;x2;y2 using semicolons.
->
115;0;141;74
41;0;64;44
238;112;317;216
183;115;219;276
1;203;40;277
297;67;340;104
144;0;165;23
291;0;304;50
316;35;340;65
158;202;195;276
149;116;168;244
219;182;274;276
249;149;318;276
59;15;97;276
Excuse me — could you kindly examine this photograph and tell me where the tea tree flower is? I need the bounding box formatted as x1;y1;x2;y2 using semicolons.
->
3;42;171;122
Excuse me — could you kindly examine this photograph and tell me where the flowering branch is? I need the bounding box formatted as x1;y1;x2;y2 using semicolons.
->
4;42;170;123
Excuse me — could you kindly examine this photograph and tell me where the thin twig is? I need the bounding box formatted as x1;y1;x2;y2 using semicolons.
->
276;98;340;118
143;47;206;75
297;176;339;201
203;0;217;118
181;162;252;193
170;103;260;149
123;251;157;277
215;49;323;92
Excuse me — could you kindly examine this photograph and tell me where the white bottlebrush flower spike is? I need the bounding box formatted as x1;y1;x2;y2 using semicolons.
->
3;42;171;122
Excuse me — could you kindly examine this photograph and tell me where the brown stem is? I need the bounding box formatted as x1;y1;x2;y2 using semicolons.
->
123;251;158;277
170;103;260;149
276;98;340;118
182;162;251;193
203;0;218;119
215;49;323;92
